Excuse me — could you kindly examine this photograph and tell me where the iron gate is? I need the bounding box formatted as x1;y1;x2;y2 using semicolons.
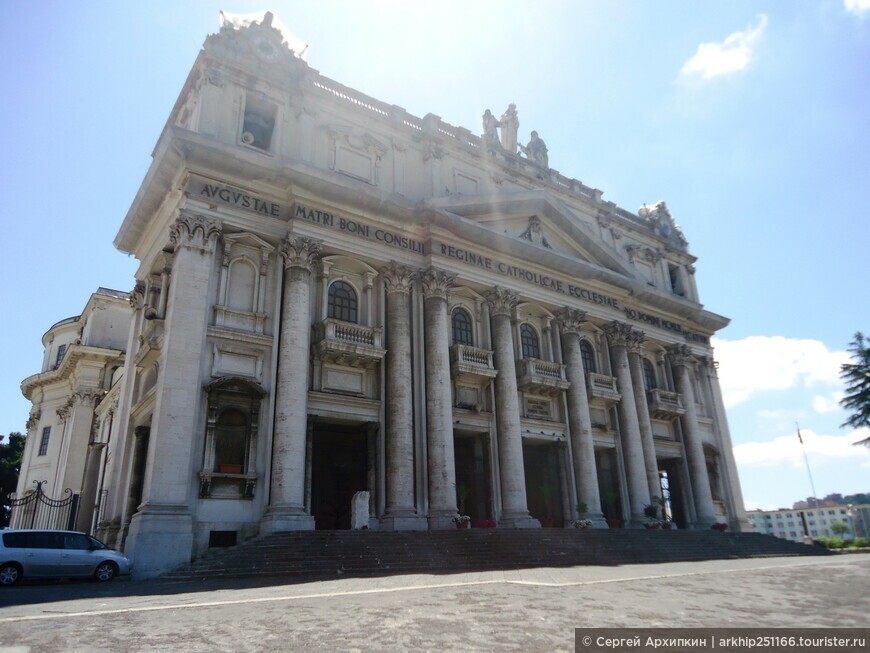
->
8;480;80;531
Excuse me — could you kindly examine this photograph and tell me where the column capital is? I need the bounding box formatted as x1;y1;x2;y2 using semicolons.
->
604;321;634;348
554;307;587;335
280;235;322;271
484;286;519;318
128;283;147;311
626;329;646;355
420;267;455;300
72;389;102;407
170;213;221;254
667;343;694;367
381;262;416;294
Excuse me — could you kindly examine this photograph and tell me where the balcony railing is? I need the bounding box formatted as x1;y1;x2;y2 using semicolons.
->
312;318;385;368
647;388;685;420
449;344;497;383
516;357;569;396
585;372;621;404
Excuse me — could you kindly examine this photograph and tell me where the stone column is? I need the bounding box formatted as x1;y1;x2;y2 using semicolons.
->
123;426;150;537
626;332;663;501
701;356;750;531
75;441;107;533
668;344;717;527
485;287;538;528
125;213;220;578
263;235;321;533
380;263;425;530
421;268;460;529
605;321;650;526
555;308;606;527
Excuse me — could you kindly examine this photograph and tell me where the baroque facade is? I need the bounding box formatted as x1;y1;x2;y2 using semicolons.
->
18;13;749;579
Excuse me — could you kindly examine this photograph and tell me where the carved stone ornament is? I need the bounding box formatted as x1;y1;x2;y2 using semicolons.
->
25;409;41;431
170;213;222;254
280;235;322;271
638;201;688;251
381;262;416;295
554;307;587;335
72;389;102;407
56;401;72;422
626;329;646;355
484;286;519;318
519;216;553;249
667;343;694;368
128;283;147;310
420;267;455;301
685;264;696;276
604;321;635;348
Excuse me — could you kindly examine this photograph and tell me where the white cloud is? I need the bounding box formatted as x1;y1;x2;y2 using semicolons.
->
734;428;870;468
712;335;847;408
812;392;843;414
679;15;768;80
844;0;870;17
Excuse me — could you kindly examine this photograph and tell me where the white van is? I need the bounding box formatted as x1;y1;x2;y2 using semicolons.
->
0;529;132;585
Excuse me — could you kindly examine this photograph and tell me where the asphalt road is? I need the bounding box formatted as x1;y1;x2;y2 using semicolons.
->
0;555;867;652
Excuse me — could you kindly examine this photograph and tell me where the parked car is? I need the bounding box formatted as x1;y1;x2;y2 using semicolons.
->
0;529;132;585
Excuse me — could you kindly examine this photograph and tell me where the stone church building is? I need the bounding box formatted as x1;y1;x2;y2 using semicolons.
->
17;13;748;579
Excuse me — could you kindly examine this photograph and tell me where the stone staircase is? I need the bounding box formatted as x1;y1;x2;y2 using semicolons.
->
160;529;829;582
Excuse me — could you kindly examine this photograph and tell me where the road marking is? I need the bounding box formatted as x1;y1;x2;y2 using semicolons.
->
0;557;854;624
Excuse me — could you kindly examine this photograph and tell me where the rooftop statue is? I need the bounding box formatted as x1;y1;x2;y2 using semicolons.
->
482;109;501;153
520;130;548;169
500;103;519;154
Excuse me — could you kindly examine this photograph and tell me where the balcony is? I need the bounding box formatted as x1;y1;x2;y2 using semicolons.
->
516;358;569;396
586;372;621;404
647;388;685;420
449;344;497;384
134;318;164;368
312;318;385;369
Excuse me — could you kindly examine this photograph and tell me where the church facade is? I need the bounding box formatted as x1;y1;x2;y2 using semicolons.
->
18;14;748;579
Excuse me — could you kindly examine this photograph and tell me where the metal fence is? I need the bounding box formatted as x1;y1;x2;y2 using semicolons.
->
8;480;80;531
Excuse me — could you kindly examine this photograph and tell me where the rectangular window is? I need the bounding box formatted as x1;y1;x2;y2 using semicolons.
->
241;95;277;152
38;427;51;456
55;344;67;368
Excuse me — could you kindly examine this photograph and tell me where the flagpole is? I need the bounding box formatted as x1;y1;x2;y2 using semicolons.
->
796;422;818;501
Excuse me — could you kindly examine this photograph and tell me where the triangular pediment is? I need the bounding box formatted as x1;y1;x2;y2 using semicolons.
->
427;191;634;278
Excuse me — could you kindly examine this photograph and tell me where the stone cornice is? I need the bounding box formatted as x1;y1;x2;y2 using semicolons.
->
420;267;455;301
485;286;519;318
381;262;416;295
20;346;125;400
280;235;322;271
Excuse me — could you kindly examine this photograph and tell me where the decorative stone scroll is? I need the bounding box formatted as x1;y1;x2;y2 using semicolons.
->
280;235;322;271
170;213;222;254
420;267;454;301
380;262;416;295
484;286;519;318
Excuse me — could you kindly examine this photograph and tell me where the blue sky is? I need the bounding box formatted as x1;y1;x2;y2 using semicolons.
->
1;1;867;510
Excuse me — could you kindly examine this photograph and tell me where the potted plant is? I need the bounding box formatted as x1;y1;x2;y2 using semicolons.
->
573;518;593;529
452;515;471;529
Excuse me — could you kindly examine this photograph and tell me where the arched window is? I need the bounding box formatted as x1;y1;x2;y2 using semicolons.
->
328;281;358;323
451;308;474;346
520;324;540;359
580;340;596;374
214;408;248;472
643;359;657;390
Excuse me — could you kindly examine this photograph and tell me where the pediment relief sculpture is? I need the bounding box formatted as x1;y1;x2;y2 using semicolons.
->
518;216;552;249
639;201;688;251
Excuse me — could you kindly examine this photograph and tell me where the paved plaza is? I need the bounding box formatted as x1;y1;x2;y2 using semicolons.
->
0;555;867;652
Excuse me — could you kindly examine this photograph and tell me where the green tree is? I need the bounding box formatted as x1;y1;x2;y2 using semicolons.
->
830;521;849;537
0;432;26;527
839;332;870;446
